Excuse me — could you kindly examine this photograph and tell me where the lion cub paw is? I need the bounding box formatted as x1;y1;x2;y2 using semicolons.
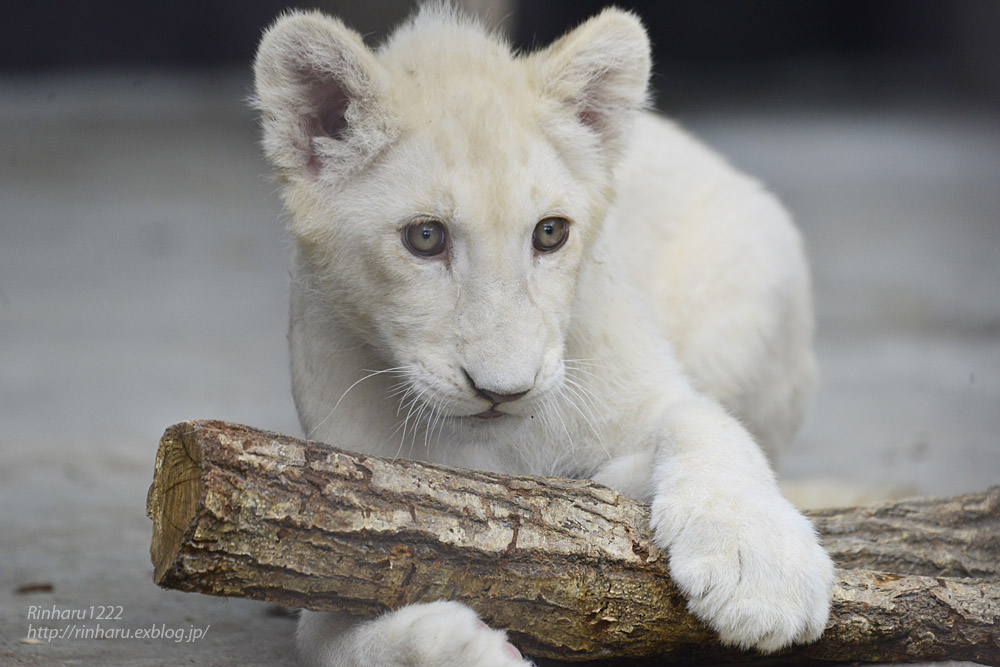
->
658;492;834;652
382;601;531;667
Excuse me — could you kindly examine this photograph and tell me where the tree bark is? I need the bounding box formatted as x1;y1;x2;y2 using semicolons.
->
147;420;1000;665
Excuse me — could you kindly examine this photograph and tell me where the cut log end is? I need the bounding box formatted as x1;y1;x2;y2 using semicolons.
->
147;422;204;585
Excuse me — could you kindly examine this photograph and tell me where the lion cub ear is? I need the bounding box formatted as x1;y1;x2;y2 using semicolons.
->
253;11;397;179
532;8;651;159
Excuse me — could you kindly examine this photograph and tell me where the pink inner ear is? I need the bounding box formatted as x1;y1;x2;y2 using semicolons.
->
577;104;607;136
297;67;352;176
573;68;614;138
306;74;350;140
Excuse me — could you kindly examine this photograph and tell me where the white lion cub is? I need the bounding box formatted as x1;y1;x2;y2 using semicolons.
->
254;5;833;666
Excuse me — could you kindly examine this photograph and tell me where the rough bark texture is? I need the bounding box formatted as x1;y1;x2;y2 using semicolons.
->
148;420;1000;665
811;489;1000;580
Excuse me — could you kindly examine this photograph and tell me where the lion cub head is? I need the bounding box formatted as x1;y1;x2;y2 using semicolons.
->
254;6;649;422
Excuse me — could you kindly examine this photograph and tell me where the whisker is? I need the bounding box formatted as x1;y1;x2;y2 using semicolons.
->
563;357;608;370
398;386;429;458
563;364;604;382
538;394;559;447
562;380;612;462
386;381;413;400
546;393;576;454
424;395;448;453
307;366;412;438
394;385;417;417
388;413;412;460
432;399;455;452
387;391;421;459
407;399;432;458
424;402;437;452
564;374;607;421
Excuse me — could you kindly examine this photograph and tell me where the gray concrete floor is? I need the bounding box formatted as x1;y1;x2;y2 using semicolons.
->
1;68;998;666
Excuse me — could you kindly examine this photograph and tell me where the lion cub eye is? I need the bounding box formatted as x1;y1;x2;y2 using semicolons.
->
402;220;447;257
533;217;569;253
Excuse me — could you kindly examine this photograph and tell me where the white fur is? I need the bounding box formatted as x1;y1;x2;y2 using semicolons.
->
298;603;526;667
254;5;833;665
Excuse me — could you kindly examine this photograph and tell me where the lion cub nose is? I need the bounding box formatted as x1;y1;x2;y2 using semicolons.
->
476;386;529;404
463;369;531;404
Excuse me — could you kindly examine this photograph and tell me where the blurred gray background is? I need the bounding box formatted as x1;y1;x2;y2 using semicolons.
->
2;1;998;665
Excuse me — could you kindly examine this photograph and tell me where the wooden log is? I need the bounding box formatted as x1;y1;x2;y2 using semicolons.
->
147;420;1000;665
809;488;1000;579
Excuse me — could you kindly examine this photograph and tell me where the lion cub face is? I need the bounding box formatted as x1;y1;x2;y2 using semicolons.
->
255;7;649;420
